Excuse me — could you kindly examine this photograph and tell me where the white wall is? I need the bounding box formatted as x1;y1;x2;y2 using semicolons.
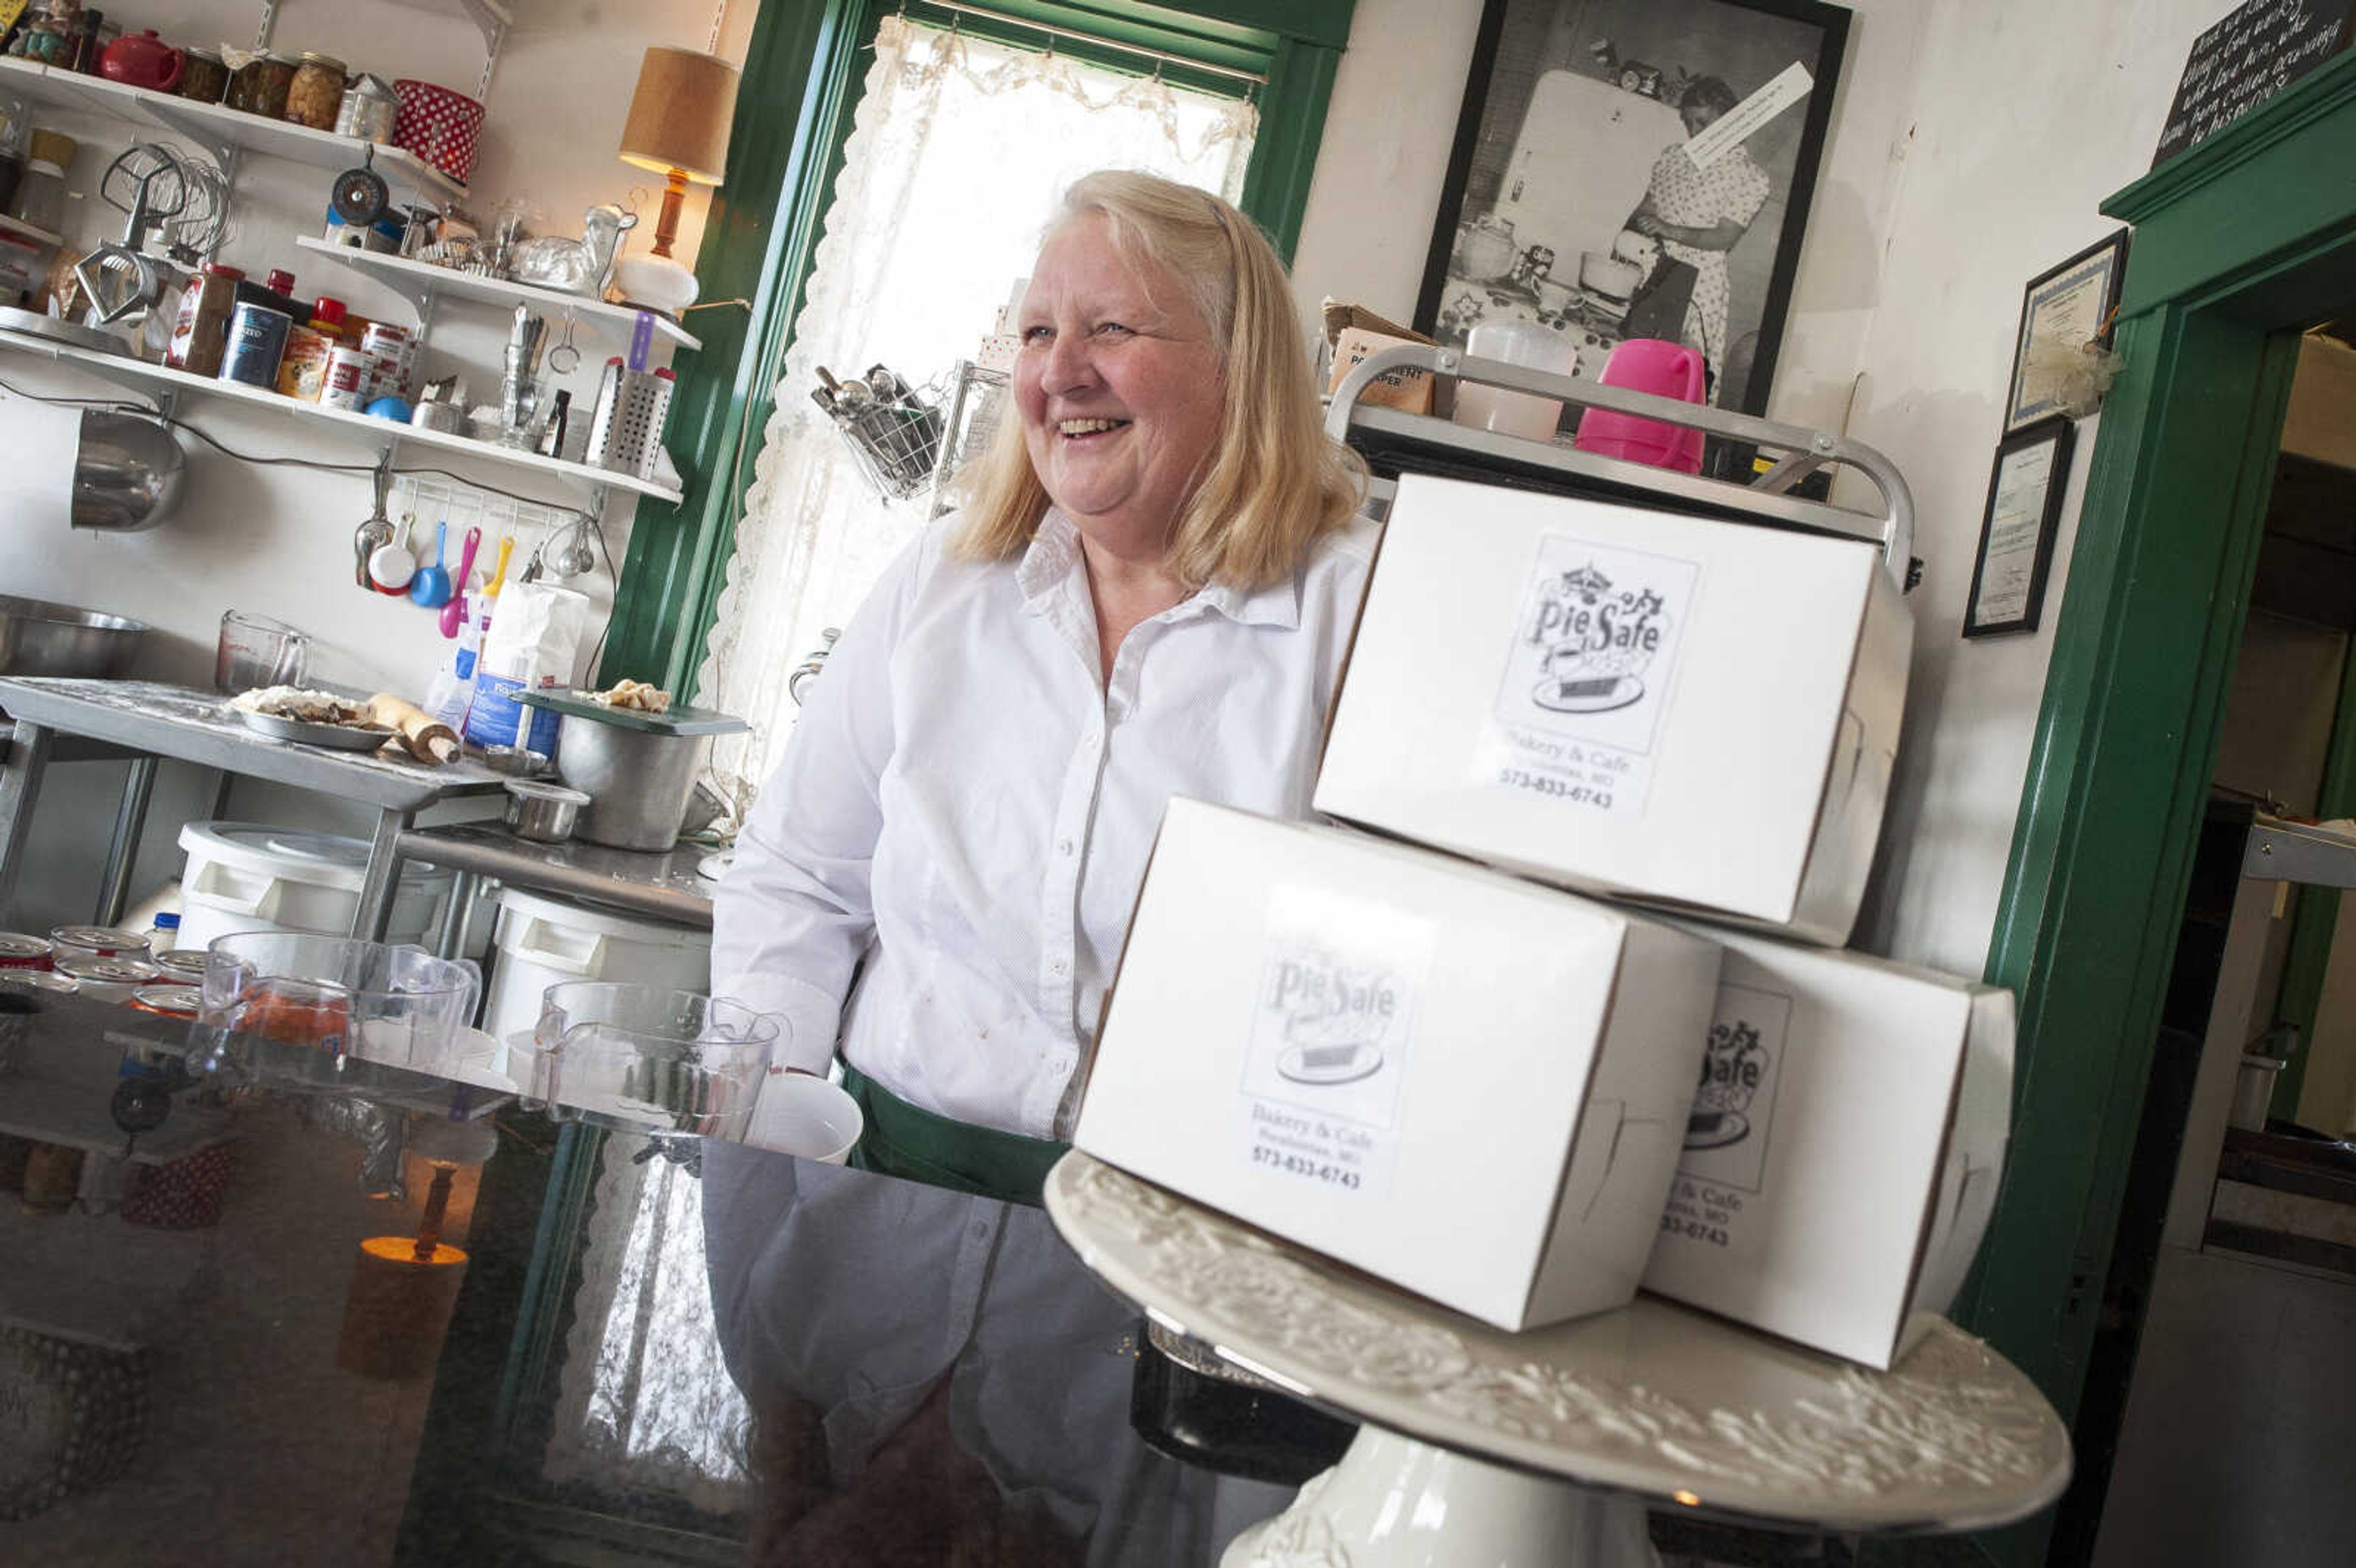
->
0;0;755;929
1290;0;2238;977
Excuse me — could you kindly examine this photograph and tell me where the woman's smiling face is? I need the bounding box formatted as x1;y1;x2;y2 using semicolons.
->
1014;212;1226;556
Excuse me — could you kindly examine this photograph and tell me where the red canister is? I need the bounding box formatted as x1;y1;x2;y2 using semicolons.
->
391;80;484;185
0;934;53;970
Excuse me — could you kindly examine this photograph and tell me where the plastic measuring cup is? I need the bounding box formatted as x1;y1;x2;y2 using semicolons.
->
523;982;780;1142
190;931;482;1089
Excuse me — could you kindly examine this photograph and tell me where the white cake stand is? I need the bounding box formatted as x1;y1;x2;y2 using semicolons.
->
1044;1155;2071;1567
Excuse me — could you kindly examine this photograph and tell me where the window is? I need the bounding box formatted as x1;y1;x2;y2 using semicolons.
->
698;14;1257;794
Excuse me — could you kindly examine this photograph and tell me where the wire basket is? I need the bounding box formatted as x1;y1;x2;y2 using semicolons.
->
817;363;947;502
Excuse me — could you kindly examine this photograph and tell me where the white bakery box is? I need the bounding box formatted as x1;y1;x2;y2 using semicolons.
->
1642;923;2014;1369
1072;797;1721;1332
1315;474;1913;947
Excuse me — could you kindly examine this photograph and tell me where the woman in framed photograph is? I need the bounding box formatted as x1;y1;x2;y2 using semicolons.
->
1626;74;1772;401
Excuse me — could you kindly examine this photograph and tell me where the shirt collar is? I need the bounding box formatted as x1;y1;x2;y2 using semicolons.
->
1015;510;1301;629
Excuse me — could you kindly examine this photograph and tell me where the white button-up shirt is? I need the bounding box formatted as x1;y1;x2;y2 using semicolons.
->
712;509;1376;1139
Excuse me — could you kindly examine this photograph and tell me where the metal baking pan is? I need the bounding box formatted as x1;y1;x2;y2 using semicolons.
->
233;707;399;751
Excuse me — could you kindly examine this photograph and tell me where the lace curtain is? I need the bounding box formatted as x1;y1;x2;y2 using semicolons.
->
697;15;1257;799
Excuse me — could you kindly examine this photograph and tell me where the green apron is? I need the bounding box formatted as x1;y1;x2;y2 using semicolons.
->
840;1063;1069;1208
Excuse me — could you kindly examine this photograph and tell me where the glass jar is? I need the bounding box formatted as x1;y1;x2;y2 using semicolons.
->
226;53;297;120
178;49;231;105
9;157;66;235
285;53;346;131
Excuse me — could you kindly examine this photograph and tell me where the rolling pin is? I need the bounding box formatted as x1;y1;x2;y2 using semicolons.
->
367;694;461;764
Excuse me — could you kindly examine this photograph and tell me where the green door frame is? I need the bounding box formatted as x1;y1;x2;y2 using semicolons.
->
1946;52;2356;1568
598;0;1354;694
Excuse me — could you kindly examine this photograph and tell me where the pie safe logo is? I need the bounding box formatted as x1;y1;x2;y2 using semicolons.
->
1688;1015;1771;1150
1263;951;1402;1087
1522;559;1674;715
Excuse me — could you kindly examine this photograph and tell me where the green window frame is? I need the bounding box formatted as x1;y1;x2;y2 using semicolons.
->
599;0;1357;693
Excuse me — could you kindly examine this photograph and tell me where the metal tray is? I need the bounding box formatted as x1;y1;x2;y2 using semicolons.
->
515;688;749;736
233;707;399;751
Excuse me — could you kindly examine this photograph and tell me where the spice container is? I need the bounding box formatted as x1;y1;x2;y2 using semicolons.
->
227;53;298;120
503;780;591;844
9;132;74;234
165;263;246;375
153;949;209;985
178;48;231;104
50;924;148;963
220;302;293;388
128;985;199;1019
277;325;335;399
0;934;53;970
320;344;371;409
334;74;399;143
285;53;347;131
55;953;158;1003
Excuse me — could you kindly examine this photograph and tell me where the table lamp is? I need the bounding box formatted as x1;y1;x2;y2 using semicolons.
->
613;45;740;315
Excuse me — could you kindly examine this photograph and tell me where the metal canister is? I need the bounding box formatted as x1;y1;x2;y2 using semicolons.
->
50;925;148;961
586;364;677;479
128;985;201;1019
0;934;53;970
220;302;293;388
152;949;210;985
321;344;372;410
334;74;399;143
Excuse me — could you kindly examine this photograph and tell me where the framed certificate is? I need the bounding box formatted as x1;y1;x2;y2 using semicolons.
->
1964;418;2075;638
2003;231;2130;434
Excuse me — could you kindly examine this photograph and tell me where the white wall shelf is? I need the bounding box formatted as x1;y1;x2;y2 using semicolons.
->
293;236;701;352
0;55;466;202
0;326;683;509
0;212;65;248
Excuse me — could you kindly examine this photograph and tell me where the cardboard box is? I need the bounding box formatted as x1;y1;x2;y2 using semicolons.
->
1327;326;1436;414
1641;926;2013;1369
1074;798;1722;1331
1315;474;1912;945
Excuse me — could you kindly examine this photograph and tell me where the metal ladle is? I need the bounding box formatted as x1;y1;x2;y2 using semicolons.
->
353;464;395;589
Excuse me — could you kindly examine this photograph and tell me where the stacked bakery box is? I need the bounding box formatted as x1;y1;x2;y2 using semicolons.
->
1074;474;2013;1370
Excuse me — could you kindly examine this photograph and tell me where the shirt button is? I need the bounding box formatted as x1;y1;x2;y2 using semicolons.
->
1051;959;1068;976
1058;839;1075;856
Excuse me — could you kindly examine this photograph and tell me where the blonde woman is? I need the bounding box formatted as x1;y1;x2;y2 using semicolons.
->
714;169;1368;1202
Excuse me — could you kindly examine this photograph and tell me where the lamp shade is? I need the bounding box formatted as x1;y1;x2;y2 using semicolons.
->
618;46;739;186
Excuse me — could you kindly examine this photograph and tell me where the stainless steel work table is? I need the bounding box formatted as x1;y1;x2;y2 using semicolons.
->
395;821;718;956
0;677;510;938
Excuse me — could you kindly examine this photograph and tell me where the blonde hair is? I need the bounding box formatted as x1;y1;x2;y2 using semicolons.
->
955;170;1365;590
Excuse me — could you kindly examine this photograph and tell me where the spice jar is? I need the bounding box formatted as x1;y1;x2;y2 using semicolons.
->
227;53;298;120
165;262;245;375
285;52;346;131
178;48;230;104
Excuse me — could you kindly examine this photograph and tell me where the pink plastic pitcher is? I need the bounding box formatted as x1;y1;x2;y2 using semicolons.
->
1572;338;1706;474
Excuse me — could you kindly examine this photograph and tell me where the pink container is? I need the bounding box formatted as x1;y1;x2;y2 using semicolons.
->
1573;338;1706;474
392;80;484;185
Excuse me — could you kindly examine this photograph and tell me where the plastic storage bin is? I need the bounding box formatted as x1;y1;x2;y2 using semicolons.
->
482;885;712;1047
175;822;452;952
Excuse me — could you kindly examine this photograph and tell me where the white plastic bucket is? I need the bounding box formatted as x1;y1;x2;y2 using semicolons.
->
175;822;451;953
482;885;712;1047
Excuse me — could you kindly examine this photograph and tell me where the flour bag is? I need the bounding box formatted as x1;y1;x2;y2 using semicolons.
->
463;583;590;755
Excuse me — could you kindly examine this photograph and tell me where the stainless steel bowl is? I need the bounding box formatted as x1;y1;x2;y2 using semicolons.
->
0;594;150;677
74;411;189;532
504;779;591;844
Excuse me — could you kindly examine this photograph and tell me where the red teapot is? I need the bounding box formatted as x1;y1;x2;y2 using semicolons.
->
99;29;186;93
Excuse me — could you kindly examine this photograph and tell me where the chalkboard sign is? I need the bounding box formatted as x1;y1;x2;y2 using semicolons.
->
2152;0;2355;167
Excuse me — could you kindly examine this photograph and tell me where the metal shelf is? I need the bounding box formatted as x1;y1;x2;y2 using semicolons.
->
1326;343;1917;589
0;326;683;509
293;237;701;352
2243;815;2356;889
0;55;466;201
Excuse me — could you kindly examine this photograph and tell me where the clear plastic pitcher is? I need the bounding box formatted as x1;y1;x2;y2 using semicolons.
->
192;931;482;1088
524;982;780;1141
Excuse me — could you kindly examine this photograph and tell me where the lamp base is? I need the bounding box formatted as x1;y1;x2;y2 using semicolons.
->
612;254;700;318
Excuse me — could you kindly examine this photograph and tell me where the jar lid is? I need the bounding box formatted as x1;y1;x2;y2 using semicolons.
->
264;53;301;66
298;53;347;72
352;74;398;101
506;780;591;805
187;47;224;63
202;263;247;280
266;269;296;294
52;924;149;953
312;296;348;325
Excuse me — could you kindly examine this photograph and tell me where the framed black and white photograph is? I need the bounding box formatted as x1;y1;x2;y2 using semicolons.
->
1963;417;2076;639
2002;230;2130;434
1413;0;1850;418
